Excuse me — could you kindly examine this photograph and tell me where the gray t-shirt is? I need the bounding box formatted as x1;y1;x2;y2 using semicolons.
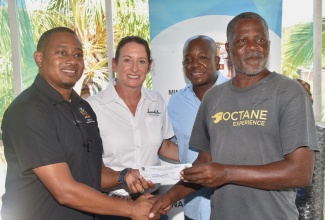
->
189;72;318;220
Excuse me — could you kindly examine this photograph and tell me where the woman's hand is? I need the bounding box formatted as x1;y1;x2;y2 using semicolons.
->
125;169;155;193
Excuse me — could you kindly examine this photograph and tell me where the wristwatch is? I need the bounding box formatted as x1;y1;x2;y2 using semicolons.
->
118;168;131;185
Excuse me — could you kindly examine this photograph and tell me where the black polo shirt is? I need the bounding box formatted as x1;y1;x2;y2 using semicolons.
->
1;74;103;220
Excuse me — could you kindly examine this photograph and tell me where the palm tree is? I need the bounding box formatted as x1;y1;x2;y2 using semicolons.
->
113;0;152;88
28;0;151;97
0;0;37;126
281;18;325;78
281;18;325;120
0;3;13;126
28;0;110;98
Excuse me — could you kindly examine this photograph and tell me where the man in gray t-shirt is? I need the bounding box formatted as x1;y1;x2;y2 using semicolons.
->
190;71;318;219
149;12;318;220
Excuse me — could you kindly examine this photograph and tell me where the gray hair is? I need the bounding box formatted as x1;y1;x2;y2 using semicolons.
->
226;12;269;43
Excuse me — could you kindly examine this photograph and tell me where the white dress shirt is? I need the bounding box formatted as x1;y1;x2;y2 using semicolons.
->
87;79;174;194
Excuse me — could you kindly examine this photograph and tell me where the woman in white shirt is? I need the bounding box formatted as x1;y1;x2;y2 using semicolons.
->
87;36;178;220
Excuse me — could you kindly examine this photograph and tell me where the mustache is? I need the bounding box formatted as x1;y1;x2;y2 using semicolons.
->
243;51;265;59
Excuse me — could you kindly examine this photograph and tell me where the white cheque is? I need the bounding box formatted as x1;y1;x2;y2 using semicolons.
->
140;164;192;184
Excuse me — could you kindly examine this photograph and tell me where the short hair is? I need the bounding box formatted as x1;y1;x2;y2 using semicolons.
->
115;36;152;63
226;12;269;43
36;27;77;52
183;35;217;55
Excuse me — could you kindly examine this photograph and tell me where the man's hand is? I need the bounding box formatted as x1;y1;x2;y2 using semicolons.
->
297;79;313;104
129;194;155;220
181;162;227;188
125;169;155;193
148;194;173;219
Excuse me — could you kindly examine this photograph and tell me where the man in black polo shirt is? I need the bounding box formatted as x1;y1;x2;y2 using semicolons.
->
1;27;155;220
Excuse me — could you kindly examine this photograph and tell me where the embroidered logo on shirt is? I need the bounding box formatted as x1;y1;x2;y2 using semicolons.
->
79;107;95;123
147;109;161;116
211;110;268;126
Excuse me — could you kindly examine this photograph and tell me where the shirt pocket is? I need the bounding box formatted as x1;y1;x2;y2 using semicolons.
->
144;117;163;144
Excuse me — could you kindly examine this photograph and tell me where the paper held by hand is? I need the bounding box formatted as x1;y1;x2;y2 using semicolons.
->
139;164;192;185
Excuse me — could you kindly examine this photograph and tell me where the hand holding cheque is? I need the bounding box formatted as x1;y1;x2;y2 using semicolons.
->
141;162;230;188
140;164;191;184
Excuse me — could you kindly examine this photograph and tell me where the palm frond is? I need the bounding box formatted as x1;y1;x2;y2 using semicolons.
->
282;18;325;77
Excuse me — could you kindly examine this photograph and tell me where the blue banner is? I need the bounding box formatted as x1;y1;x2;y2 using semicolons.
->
149;0;283;40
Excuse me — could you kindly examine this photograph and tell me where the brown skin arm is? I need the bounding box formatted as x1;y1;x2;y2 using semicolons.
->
148;151;209;218
158;139;179;162
101;162;120;189
150;147;315;218
33;162;153;219
101;162;155;193
182;147;315;189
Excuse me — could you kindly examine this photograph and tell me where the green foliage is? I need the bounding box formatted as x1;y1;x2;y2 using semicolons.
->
0;0;39;125
28;0;151;94
281;18;325;77
113;0;150;44
0;2;17;125
281;18;325;121
113;0;152;88
28;0;110;97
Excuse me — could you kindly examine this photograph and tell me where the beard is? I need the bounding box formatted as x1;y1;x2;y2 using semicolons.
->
232;51;268;76
61;81;76;89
